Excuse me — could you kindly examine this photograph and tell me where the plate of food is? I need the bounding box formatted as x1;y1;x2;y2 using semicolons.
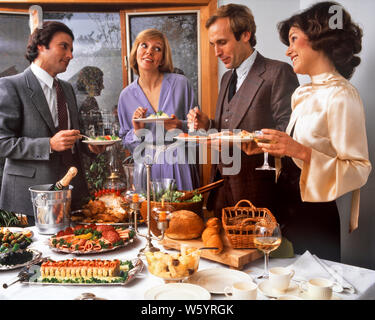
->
70;191;129;224
134;111;171;123
211;130;254;142
0;248;42;271
186;268;253;294
82;135;121;146
48;225;136;255
0;227;34;256
21;257;143;286
173;133;211;142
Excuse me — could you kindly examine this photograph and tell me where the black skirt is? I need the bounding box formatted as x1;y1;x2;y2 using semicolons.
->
275;156;341;262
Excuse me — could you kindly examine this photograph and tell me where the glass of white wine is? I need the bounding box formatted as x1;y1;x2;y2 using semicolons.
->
253;130;276;171
254;222;282;279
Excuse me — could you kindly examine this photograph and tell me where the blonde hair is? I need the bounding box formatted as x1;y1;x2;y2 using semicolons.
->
129;29;174;75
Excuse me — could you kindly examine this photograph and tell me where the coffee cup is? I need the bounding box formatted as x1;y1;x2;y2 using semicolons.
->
299;277;333;300
224;281;257;300
269;267;295;294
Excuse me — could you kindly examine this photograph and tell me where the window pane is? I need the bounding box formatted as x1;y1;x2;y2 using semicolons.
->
128;13;199;100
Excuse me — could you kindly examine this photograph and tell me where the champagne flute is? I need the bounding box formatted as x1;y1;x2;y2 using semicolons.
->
253;130;276;171
254;222;282;279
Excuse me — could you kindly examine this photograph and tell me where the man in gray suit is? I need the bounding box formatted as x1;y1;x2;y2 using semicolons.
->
188;4;299;218
0;21;104;224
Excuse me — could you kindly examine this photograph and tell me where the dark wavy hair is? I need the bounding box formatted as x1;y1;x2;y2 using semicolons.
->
25;21;74;63
278;1;362;79
206;3;257;47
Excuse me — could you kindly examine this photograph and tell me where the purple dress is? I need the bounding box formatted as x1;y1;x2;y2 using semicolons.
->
118;72;200;191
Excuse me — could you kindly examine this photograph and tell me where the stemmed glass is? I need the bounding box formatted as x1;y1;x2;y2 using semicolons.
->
254;222;282;279
253;130;276;171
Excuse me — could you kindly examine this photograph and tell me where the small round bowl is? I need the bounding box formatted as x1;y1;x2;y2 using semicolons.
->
145;248;201;282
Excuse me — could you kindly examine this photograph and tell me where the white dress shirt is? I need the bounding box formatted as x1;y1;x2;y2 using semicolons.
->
30;63;71;128
235;49;258;92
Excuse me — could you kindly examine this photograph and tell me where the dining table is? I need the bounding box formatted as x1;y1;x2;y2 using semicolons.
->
1;225;375;301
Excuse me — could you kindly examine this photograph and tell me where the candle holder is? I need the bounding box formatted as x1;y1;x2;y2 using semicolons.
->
129;162;172;257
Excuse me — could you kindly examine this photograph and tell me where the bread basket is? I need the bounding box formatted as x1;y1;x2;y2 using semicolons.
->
222;200;276;249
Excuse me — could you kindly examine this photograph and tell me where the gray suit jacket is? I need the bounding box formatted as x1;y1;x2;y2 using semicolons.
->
207;53;299;214
0;67;90;216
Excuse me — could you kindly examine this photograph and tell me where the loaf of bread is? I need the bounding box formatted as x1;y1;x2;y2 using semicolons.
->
165;210;204;240
201;217;223;254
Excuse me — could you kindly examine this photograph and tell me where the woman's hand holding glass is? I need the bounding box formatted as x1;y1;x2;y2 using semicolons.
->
255;129;312;164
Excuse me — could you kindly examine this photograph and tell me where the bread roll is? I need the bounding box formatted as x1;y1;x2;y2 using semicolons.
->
202;217;223;254
165;210;204;240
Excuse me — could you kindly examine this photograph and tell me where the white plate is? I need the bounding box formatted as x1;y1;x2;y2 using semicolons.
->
258;280;300;298
215;135;253;142
0;227;33;238
299;290;342;300
186;268;253;294
82;139;121;146
144;283;211;300
174;135;210;141
133;117;171;123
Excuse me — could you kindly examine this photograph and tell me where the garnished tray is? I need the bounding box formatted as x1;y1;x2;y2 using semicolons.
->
0;249;42;271
21;258;143;286
48;225;136;255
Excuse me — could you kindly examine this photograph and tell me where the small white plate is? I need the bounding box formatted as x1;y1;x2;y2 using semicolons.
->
144;283;211;300
186;268;253;294
174;135;210;141
258;279;300;298
214;135;253;142
82;139;121;146
133;117;171;123
299;290;342;300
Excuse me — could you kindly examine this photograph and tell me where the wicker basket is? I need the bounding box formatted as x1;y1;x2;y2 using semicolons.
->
222;200;276;249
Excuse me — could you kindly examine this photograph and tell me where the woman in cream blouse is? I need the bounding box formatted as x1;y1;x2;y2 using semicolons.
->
255;1;371;261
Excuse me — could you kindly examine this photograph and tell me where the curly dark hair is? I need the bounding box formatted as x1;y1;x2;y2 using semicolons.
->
278;1;362;79
25;21;74;63
206;3;257;47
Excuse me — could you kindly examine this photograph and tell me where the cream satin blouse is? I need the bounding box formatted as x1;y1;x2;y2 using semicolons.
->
281;71;372;232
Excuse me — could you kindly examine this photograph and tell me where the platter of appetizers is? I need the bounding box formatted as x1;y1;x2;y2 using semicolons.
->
20;257;143;286
0;248;42;271
48;225;136;255
133;111;172;123
211;130;254;142
173;133;211;141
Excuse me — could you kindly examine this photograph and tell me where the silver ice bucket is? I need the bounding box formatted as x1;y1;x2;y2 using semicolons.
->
29;184;73;234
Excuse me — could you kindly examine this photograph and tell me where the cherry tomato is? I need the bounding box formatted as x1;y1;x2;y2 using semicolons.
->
104;135;111;140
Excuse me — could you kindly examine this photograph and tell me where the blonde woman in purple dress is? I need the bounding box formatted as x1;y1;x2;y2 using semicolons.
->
118;29;199;191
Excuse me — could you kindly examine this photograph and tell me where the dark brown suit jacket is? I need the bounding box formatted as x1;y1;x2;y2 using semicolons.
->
207;53;299;217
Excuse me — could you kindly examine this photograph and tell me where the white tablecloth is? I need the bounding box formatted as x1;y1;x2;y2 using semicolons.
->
1;226;374;300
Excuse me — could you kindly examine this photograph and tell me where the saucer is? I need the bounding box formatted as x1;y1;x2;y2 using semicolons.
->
258;280;300;298
299;291;342;300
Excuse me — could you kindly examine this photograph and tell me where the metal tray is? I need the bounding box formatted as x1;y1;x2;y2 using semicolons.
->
22;258;144;286
0;249;42;271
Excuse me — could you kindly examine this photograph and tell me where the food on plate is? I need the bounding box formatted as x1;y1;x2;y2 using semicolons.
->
147;111;169;119
49;225;135;253
165;210;204;240
39;258;135;284
0;228;33;254
202;217;223;254
91;135;120;141
149;189;202;203
209;129;253;140
145;247;201;279
70;190;128;223
0;249;34;266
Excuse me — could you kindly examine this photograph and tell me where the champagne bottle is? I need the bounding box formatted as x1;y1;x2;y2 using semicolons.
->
48;167;78;191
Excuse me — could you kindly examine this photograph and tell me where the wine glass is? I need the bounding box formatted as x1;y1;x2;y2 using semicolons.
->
254;221;282;279
253;130;276;171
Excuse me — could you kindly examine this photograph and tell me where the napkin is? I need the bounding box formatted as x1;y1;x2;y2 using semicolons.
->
289;250;356;294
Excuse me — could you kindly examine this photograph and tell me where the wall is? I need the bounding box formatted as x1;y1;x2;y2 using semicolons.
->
218;0;375;269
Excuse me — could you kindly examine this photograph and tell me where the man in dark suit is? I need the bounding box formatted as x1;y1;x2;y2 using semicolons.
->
188;4;299;218
0;21;105;224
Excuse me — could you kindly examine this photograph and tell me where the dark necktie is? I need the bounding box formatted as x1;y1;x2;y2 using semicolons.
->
228;69;237;102
53;79;73;165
